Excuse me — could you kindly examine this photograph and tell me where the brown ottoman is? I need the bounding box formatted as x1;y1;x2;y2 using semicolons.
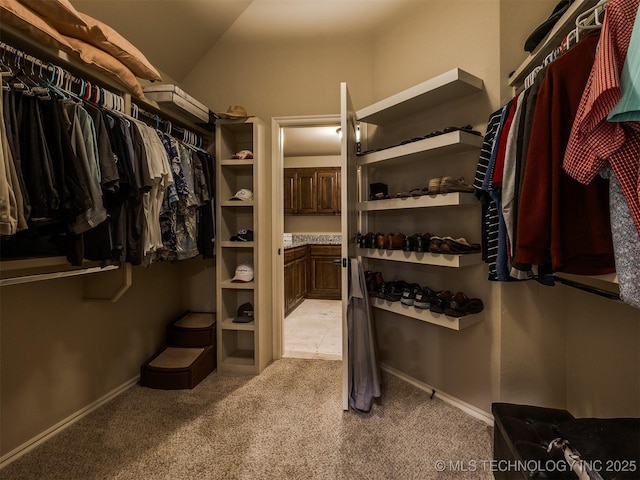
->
141;345;215;390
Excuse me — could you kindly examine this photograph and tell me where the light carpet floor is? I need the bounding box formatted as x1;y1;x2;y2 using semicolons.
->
2;359;494;480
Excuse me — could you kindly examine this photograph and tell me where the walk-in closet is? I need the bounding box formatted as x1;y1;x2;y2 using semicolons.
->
1;1;638;478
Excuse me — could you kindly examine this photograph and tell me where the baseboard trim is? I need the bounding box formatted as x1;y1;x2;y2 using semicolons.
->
0;375;140;469
379;363;494;427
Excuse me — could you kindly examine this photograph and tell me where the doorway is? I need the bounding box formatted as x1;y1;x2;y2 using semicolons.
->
271;115;342;361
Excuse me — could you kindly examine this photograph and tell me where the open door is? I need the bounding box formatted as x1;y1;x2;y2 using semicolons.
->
340;82;358;410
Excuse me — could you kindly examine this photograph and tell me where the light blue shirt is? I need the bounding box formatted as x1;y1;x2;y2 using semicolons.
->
607;5;640;122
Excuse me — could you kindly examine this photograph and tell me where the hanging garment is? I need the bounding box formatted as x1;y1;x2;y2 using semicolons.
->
607;1;640;122
2;89;30;220
474;107;504;281
65;102;108;234
347;258;381;413
516;31;615;275
0;90;19;235
601;166;640;308
564;0;640;237
196;149;215;259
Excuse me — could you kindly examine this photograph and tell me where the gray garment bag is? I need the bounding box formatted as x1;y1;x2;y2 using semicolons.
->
347;258;381;413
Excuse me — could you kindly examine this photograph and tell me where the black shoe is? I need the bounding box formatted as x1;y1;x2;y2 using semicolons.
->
444;292;484;317
383;281;407;302
400;283;422;306
414;286;435;309
430;290;452;314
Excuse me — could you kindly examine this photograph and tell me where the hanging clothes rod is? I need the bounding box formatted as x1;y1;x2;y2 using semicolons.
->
1;41;128;114
133;106;206;148
553;275;621;302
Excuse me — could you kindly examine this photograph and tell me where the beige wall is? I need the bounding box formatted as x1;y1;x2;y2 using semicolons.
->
0;261;189;456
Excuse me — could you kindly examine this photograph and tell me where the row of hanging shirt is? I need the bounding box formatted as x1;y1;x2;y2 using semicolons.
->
0;42;215;267
472;0;640;309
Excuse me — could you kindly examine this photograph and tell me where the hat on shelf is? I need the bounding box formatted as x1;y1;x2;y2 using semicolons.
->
230;229;254;242
233;302;254;323
232;150;253;159
229;188;253;201
217;105;251;119
231;263;254;283
524;0;574;53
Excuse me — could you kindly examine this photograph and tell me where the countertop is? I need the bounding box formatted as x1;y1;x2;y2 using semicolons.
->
284;233;341;249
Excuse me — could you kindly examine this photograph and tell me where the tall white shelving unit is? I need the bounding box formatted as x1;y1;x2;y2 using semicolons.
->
215;117;271;374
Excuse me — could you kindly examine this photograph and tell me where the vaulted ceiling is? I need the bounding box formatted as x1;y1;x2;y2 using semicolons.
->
70;0;414;83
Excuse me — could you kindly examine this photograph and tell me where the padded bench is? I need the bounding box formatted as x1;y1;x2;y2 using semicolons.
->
141;345;215;390
168;312;216;347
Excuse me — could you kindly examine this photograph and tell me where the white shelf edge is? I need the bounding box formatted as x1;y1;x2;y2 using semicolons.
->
358;248;482;268
358;192;478;211
220;280;255;290
356;131;483;167
220;159;255;166
356;68;483;124
508;0;600;87
220;241;255;248
370;297;483;331
220;317;255;331
220;201;254;207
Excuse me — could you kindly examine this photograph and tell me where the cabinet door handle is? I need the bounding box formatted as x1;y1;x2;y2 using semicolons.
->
332;259;341;264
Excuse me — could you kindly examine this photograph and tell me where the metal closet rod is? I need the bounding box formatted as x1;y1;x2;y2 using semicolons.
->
552;275;621;302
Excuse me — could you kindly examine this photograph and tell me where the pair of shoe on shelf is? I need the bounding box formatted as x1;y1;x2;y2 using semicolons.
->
358;125;482;156
429;289;484;317
394;176;474;198
359;231;481;255
359;232;407;250
427;236;481;254
364;273;483;317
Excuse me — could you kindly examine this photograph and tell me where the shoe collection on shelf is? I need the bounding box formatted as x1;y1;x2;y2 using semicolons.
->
369;176;474;201
358;124;481;156
351;67;486;330
358;232;481;255
365;271;484;318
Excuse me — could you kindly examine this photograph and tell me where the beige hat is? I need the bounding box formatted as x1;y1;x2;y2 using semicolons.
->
217;105;251;119
231;263;254;283
229;188;253;201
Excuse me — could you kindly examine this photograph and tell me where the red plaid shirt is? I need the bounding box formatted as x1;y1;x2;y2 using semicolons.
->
564;0;640;236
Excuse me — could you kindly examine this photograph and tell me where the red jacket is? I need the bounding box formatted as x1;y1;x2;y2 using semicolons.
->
515;32;615;275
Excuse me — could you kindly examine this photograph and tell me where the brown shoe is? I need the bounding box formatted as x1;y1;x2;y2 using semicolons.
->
440;176;474;193
440;237;481;254
388;232;406;250
375;232;388;249
428;236;443;253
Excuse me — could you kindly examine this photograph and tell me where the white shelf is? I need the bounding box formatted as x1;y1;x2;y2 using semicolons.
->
370;297;483;331
357;131;483;168
220;318;255;331
220;280;255;290
220;159;254;166
358;248;482;268
356;68;483;125
220;241;255;248
358;192;478;212
508;0;600;87
220;201;254;208
222;350;255;366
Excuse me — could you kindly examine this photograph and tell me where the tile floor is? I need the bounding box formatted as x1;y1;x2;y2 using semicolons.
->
283;299;342;360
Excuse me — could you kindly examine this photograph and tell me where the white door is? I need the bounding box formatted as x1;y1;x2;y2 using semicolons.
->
340;82;359;410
